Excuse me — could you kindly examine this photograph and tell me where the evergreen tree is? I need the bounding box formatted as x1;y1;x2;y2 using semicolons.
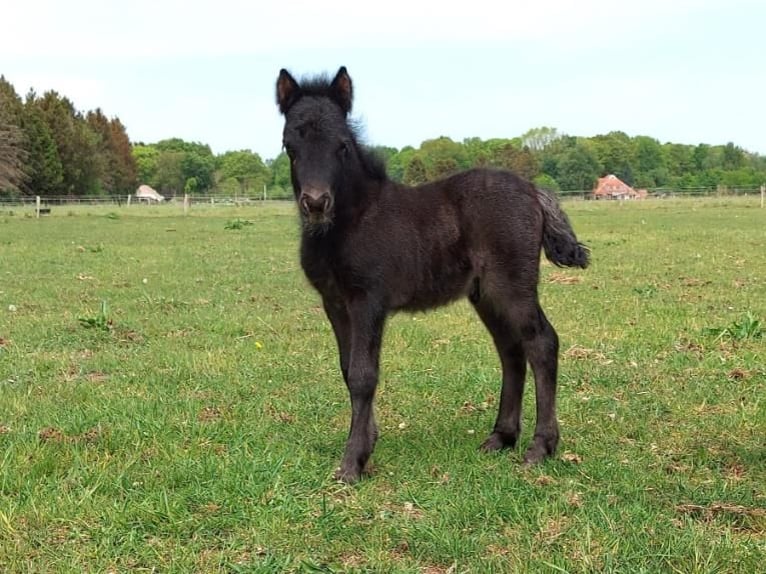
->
0;76;27;194
21;100;63;195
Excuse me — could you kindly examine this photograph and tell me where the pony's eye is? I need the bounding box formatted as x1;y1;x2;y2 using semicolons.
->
284;145;296;161
337;142;349;158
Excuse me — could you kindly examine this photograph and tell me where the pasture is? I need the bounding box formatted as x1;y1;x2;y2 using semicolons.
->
0;198;764;572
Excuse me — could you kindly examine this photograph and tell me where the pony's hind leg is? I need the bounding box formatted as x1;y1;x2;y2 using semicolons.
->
472;298;527;452
519;303;560;464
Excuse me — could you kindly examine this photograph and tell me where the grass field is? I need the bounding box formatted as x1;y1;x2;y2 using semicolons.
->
0;198;764;573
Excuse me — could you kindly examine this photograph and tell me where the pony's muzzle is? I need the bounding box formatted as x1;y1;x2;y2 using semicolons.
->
299;188;333;218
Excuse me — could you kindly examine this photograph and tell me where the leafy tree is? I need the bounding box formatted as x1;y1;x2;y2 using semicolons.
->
132;145;160;186
663;143;695;181
521;127;561;151
462;137;490;167
386;146;416;182
419;137;469;180
403;156;428;185
721;142;746;170
533;173;561;191
556;141;602;191
486;142;539;180
590;132;636;184
155;138;216;192
181;151;215;192
268;151;292;192
692;144;711;171
633;136;666;187
184;177;199;194
154;151;184;196
218;150;270;196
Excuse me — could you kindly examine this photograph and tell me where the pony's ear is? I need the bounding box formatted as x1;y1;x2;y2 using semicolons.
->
330;66;353;115
276;69;300;114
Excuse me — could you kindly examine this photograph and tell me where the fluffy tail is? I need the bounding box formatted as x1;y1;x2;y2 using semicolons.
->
537;188;590;268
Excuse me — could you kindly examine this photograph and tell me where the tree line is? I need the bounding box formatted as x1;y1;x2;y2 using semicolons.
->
1;76;135;197
2;77;765;199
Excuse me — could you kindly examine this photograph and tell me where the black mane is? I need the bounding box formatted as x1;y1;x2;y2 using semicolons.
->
348;124;388;182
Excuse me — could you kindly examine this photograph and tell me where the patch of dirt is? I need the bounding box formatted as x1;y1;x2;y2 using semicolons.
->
165;328;195;338
664;461;690;475
561;452;583;464
340;552;366;569
533;475;556;486
198;406;223;423
566;492;583;508
535;517;570;545
676;503;766;521
459;400;490;414
0;336;10;347
48;525;71;545
547;272;583;285
419;564;457;574
265;403;295;423
724;462;747;482
80;427;102;444
679;276;711;287
401;501;425;519
674;339;704;356
676;502;766;535
116;329;144;344
198;502;221;514
486;543;510;557
563;345;608;363
86;371;109;383
39;426;103;444
38;427;67;443
727;368;752;380
429;466;451;484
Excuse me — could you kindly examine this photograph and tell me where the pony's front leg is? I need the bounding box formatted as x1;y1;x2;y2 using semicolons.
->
335;299;385;483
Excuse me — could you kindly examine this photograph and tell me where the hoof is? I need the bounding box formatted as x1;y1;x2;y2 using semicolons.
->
334;467;362;483
522;443;555;466
479;431;517;452
334;467;366;484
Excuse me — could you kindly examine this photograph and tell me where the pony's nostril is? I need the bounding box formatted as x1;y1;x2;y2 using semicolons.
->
301;192;332;214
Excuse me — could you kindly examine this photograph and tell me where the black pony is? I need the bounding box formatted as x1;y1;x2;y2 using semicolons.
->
276;67;589;482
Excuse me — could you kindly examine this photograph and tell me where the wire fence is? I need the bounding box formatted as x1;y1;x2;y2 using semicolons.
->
0;185;764;210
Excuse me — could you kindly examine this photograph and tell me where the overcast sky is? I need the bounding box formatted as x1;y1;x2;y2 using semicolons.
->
2;0;763;160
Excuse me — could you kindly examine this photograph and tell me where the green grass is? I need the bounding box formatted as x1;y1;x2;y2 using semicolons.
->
0;198;764;572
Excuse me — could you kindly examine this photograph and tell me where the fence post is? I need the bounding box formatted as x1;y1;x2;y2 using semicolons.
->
761;184;764;209
184;194;190;215
35;196;41;218
127;194;132;206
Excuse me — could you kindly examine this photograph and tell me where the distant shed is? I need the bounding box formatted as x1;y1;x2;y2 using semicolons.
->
593;175;647;200
135;185;165;202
